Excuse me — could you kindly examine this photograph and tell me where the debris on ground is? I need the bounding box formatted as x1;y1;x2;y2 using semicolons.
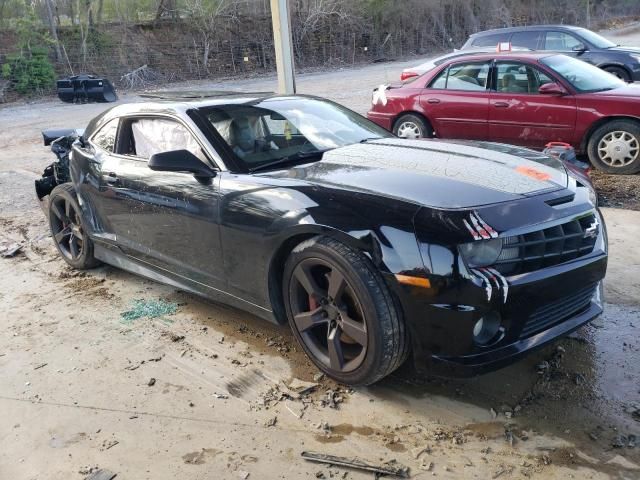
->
78;465;99;475
213;392;229;399
0;243;22;257
265;416;277;427
287;378;319;395
100;439;119;450
238;470;250;479
147;378;156;386
84;468;117;480
322;390;343;409
301;451;409;478
33;362;47;370
120;299;178;322
162;331;185;342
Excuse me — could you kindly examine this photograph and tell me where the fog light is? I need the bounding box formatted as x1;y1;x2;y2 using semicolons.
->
473;311;502;345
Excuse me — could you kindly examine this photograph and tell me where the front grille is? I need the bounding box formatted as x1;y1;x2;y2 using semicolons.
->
494;213;598;275
520;283;596;339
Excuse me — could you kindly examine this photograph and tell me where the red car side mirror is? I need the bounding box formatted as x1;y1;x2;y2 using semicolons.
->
539;82;568;95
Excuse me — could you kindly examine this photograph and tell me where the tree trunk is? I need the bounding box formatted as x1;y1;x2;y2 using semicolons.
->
97;0;104;25
45;0;63;62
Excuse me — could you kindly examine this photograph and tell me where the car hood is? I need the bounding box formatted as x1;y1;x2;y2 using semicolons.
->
591;83;640;98
270;139;568;209
607;46;640;55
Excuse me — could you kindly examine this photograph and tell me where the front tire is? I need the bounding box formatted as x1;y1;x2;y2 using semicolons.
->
283;236;409;385
393;114;432;139
48;183;101;269
603;66;631;83
587;120;640;174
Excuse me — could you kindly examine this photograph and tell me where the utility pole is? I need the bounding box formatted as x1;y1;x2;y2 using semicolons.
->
270;0;296;94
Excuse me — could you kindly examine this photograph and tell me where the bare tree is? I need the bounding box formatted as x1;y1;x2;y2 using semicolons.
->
44;0;63;62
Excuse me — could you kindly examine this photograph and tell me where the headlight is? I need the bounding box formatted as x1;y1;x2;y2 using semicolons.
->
588;186;598;207
630;54;640;64
459;238;502;267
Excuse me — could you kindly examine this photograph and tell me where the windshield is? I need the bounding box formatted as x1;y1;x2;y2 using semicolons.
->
541;55;625;92
199;97;391;171
575;28;616;49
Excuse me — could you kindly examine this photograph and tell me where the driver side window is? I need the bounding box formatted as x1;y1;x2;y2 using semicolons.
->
496;62;554;94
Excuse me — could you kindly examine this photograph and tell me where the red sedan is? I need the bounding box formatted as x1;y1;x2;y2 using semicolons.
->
367;52;640;174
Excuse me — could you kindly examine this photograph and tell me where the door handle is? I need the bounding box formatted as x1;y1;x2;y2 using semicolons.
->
427;98;441;104
493;101;509;108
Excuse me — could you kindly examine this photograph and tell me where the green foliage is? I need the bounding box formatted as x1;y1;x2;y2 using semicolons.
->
3;50;56;94
1;9;56;95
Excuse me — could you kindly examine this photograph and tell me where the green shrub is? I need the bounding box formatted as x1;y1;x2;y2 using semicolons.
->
1;10;56;95
3;49;56;94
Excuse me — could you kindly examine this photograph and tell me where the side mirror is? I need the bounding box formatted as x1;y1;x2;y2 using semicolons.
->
572;43;587;52
148;149;215;178
539;82;568;95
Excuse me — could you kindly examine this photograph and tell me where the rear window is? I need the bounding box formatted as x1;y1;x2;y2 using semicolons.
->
510;31;542;49
471;32;510;47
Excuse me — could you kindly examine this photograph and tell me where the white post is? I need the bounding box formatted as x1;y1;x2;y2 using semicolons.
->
270;0;296;94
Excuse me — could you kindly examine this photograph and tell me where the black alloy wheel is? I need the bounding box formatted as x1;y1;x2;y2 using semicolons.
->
48;184;100;269
289;257;368;373
283;236;410;385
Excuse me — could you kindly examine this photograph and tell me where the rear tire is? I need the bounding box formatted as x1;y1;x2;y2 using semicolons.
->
587;120;640;174
283;236;410;385
48;183;101;269
603;66;631;83
393;113;432;139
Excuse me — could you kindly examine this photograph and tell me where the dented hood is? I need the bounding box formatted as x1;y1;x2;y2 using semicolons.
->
276;138;568;209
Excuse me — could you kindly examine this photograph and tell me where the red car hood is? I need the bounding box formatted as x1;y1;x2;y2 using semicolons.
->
589;83;640;99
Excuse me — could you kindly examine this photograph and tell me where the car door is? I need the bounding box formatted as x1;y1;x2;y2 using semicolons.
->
488;61;577;149
110;115;226;290
73;117;143;248
420;60;491;140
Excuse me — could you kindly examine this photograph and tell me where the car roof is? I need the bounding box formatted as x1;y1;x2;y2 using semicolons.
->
432;51;557;63
469;24;583;37
85;92;315;137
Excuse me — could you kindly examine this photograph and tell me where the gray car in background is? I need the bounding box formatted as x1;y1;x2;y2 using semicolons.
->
461;25;640;82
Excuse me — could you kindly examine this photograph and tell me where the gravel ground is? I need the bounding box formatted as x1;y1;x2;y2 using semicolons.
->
1;24;639;480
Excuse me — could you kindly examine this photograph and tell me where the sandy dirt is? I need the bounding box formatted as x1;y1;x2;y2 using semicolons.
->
1;28;640;480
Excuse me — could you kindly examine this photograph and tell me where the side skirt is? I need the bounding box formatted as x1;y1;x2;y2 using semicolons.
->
93;243;278;324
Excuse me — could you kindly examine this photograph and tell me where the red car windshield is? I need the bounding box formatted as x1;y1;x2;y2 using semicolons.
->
541;55;625;93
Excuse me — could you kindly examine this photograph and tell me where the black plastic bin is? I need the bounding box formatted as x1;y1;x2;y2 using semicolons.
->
56;74;117;103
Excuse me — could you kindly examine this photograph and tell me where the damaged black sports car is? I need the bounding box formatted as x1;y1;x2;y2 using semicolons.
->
37;93;607;385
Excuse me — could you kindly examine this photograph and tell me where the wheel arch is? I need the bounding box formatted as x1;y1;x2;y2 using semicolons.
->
597;63;632;79
580;115;640;153
266;225;392;325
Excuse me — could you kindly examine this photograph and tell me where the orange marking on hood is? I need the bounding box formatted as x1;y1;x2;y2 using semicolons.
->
516;165;551;181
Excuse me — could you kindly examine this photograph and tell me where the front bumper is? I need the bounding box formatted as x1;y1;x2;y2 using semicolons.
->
387;243;607;377
429;289;602;376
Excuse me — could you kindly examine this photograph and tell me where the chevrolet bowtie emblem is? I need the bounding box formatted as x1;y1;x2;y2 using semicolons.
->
584;218;599;239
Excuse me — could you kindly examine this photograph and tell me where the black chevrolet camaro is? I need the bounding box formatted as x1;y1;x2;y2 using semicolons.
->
37;93;607;385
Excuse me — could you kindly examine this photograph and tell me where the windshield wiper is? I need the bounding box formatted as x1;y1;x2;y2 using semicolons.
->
248;149;331;173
